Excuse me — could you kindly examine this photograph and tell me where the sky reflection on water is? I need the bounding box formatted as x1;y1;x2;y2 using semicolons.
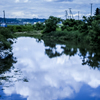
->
0;37;100;100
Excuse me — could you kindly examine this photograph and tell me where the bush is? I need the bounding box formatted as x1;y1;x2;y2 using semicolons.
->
43;16;61;33
0;27;14;58
89;20;100;44
7;25;33;32
33;22;45;30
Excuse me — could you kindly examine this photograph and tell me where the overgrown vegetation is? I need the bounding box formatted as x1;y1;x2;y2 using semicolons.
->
0;27;14;59
0;27;17;80
42;16;61;33
7;24;33;32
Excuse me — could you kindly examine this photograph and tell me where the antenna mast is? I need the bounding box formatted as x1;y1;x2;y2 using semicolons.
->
78;11;79;20
3;10;5;23
91;3;93;16
69;8;74;19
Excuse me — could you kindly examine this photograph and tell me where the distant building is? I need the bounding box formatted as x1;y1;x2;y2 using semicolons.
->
23;22;30;25
38;21;41;23
34;22;37;24
0;23;7;27
0;10;7;27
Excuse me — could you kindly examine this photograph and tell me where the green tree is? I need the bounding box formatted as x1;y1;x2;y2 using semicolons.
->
95;8;100;15
43;16;61;33
33;22;45;30
61;19;82;31
89;20;100;45
0;27;14;58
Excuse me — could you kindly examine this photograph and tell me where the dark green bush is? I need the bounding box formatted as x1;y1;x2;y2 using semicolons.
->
43;16;61;33
33;22;45;30
0;27;14;58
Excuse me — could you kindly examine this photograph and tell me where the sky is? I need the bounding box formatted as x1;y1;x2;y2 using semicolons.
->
0;0;100;19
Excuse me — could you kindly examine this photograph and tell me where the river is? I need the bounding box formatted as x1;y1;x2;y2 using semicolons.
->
0;37;100;100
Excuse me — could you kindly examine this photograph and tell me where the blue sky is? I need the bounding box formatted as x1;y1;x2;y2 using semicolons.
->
0;0;100;19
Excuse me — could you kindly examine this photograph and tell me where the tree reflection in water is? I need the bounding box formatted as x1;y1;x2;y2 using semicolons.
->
0;54;16;82
42;38;100;69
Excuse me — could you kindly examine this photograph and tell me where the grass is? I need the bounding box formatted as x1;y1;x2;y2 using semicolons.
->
14;30;42;38
56;27;62;31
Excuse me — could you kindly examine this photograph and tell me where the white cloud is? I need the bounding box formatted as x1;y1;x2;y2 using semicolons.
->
11;11;25;17
15;0;19;3
24;0;29;2
45;0;53;2
31;14;38;18
15;0;29;3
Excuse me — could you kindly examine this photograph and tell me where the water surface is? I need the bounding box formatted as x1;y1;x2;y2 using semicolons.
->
0;37;100;100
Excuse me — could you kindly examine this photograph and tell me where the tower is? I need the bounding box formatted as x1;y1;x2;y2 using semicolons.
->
69;8;74;19
3;10;6;23
78;11;79;20
65;10;68;19
91;3;93;16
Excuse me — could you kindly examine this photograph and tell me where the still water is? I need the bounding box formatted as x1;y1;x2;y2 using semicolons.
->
0;37;100;100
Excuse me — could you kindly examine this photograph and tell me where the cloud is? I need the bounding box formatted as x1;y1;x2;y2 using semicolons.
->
15;0;19;3
15;0;29;3
45;0;73;2
24;0;29;2
55;0;73;2
31;14;38;18
11;11;25;17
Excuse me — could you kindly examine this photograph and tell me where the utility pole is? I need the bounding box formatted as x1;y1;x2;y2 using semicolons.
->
3;10;5;23
65;10;68;19
91;3;93;16
78;11;79;20
69;8;74;19
69;8;71;19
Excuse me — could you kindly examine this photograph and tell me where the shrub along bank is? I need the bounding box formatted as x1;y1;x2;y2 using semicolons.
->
0;27;14;58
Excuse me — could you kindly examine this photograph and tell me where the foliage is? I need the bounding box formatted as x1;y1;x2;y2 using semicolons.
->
78;22;89;35
61;19;83;31
33;22;45;30
95;8;100;15
0;54;16;74
89;20;100;45
43;16;61;33
7;25;33;32
0;27;14;59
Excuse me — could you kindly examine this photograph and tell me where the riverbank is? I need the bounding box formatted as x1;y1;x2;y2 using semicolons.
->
14;30;42;38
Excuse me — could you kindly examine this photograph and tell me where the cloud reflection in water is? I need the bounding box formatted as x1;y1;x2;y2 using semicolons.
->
2;37;100;100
